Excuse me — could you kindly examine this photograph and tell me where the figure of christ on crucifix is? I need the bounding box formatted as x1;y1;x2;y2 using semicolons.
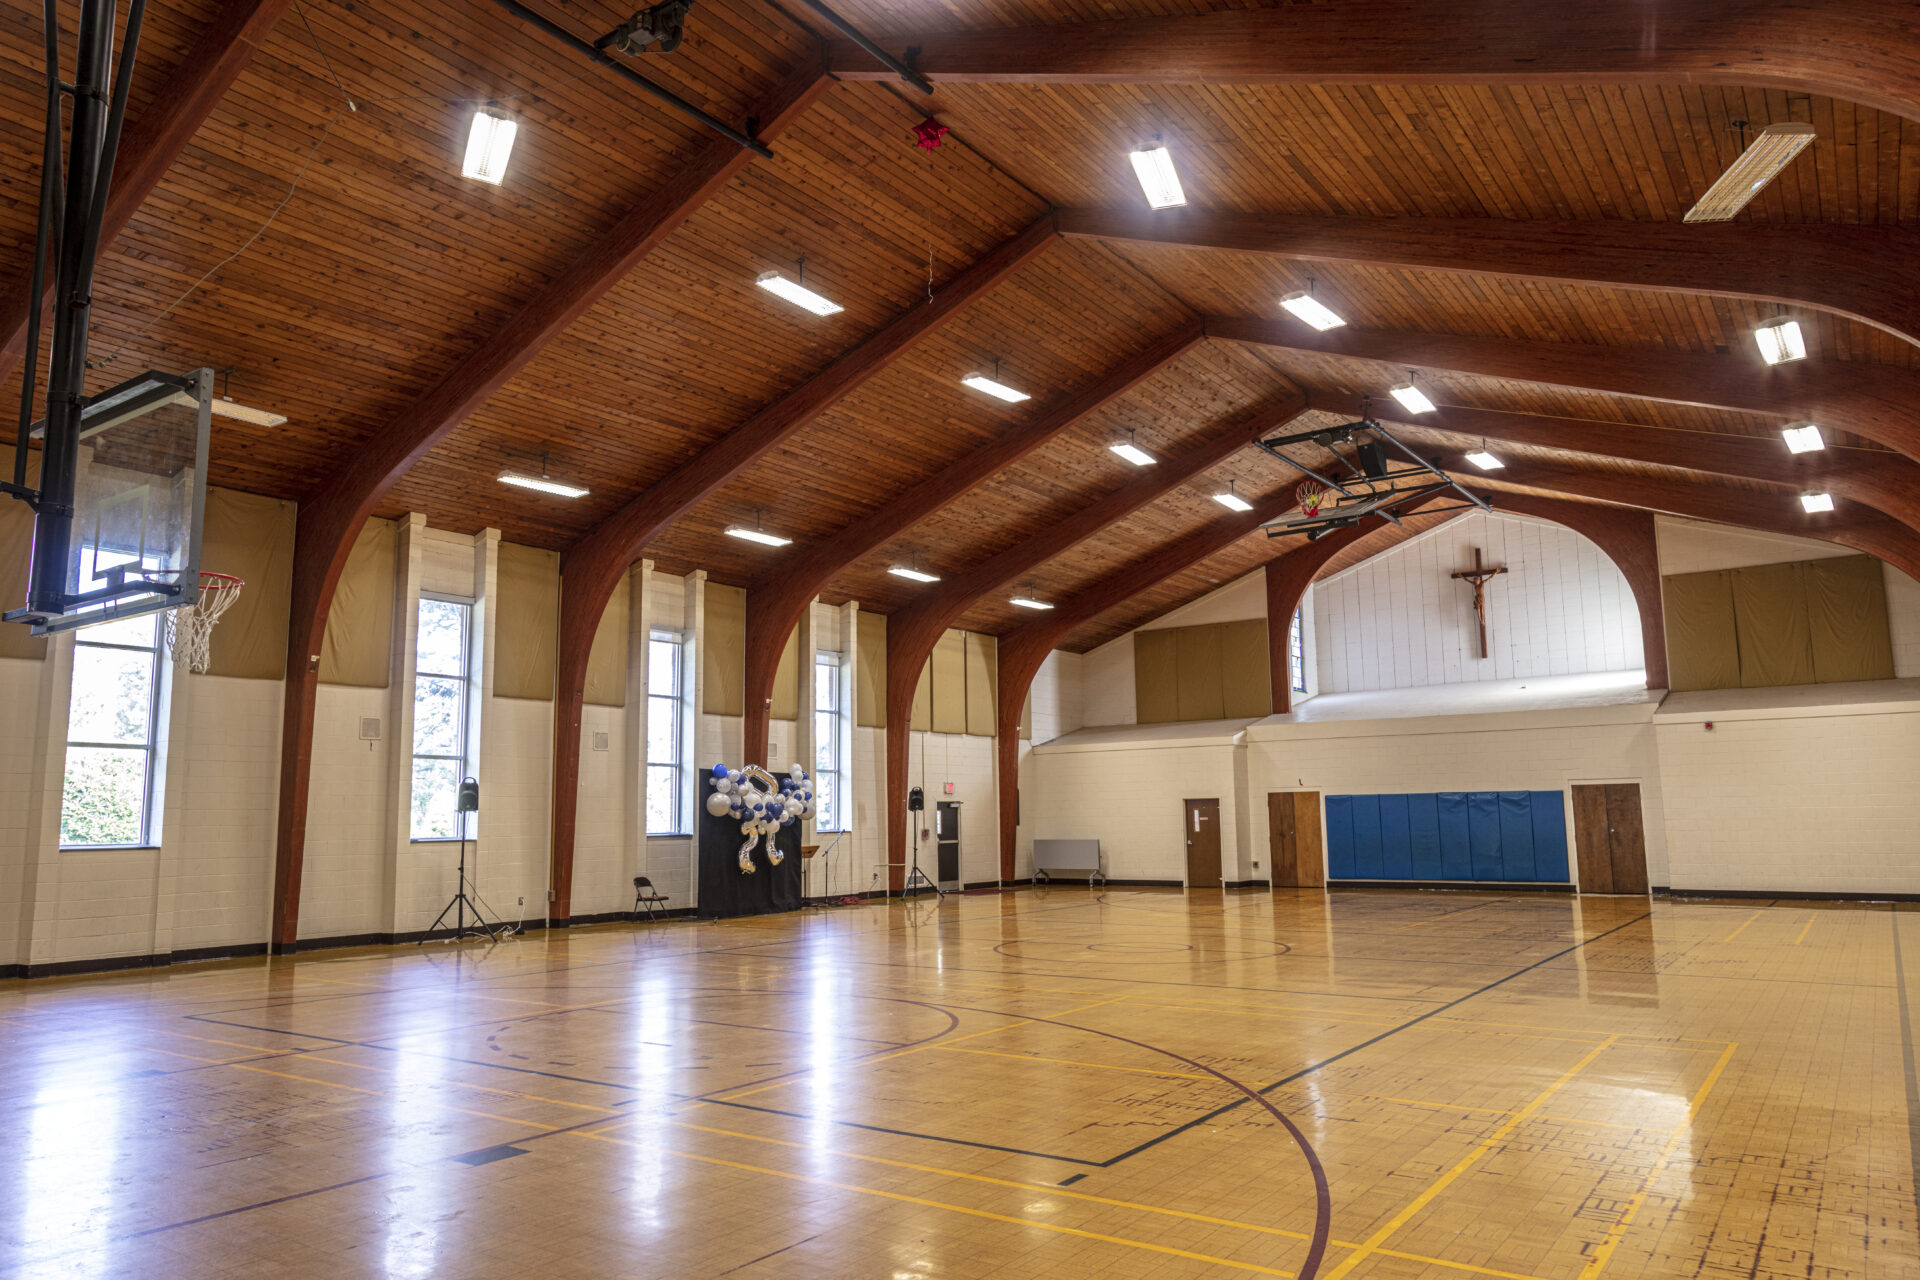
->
1451;546;1509;660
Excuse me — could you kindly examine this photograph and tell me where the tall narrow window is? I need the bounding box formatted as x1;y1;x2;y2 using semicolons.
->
1289;606;1306;693
647;631;685;834
813;651;844;831
61;612;164;847
411;597;473;841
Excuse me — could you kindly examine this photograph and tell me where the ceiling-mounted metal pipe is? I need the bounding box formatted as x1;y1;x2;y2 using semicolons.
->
484;0;774;158
792;0;933;94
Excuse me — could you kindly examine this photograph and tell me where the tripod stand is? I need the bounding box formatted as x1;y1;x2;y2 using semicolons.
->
422;779;510;943
903;813;946;900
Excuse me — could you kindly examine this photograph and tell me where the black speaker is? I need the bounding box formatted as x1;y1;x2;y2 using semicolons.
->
457;777;480;813
1355;440;1388;478
907;786;924;812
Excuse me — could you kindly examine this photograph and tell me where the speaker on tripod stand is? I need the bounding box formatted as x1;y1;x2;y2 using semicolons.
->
903;786;944;899
421;776;511;942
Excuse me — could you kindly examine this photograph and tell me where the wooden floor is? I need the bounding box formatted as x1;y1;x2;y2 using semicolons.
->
2;887;1917;1278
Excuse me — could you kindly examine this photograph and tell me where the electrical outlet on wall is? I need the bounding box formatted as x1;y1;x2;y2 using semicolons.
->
517;896;524;906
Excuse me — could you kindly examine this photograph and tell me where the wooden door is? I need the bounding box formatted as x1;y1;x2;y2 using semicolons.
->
1184;798;1222;887
1572;784;1648;895
1268;791;1325;887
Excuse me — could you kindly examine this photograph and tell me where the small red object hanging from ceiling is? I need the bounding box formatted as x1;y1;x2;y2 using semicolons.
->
912;117;948;149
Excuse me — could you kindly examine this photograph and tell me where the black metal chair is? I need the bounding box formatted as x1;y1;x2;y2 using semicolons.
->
633;876;669;922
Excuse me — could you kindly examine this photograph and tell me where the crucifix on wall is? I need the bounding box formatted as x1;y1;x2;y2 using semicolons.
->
1451;546;1508;660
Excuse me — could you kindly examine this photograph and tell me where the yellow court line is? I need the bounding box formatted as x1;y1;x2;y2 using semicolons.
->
1722;911;1764;942
1344;1093;1656;1134
294;1054;623;1116
564;1124;1299;1278
1577;1041;1738;1279
1321;1035;1621;1280
1793;916;1815;946
157;1028;286;1054
934;1044;1212;1080
224;1061;562;1131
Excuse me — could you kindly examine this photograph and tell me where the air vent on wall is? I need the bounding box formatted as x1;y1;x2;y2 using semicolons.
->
358;717;382;741
592;731;610;752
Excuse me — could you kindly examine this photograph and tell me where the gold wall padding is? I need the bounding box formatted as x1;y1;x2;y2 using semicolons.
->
1175;623;1226;721
911;658;931;730
0;446;45;660
1731;561;1815;687
703;583;745;716
1662;570;1742;691
932;629;967;733
583;577;628;707
965;631;996;736
1134;628;1180;724
1219;618;1273;720
770;625;799;721
857;611;886;728
1806;555;1894;683
493;543;558;700
200;487;296;680
319;517;396;687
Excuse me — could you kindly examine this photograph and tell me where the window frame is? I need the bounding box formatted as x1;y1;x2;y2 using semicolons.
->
1289;606;1307;694
60;613;165;849
410;593;475;843
646;629;687;836
812;649;846;833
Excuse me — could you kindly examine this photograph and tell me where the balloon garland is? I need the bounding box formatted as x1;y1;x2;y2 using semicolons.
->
706;762;815;874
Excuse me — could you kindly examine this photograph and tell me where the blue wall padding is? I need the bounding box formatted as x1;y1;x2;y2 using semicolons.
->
1325;790;1570;883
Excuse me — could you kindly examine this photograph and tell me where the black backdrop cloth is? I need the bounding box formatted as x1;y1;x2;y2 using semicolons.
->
697;775;803;919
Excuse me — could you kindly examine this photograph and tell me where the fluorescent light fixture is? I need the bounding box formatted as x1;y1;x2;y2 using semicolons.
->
889;562;940;583
166;391;286;427
1010;593;1054;610
1279;290;1345;331
1128;145;1186;209
1684;122;1817;223
962;372;1029;403
1781;422;1825;453
1213;481;1253;512
756;270;842;316
498;469;588;499
1389;381;1436;414
726;525;792;547
1754;316;1807;365
1464;450;1504;470
1800;492;1835;513
1109;434;1157;467
462;111;517;184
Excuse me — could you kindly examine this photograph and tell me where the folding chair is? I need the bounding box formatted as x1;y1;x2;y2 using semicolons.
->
633;876;669;922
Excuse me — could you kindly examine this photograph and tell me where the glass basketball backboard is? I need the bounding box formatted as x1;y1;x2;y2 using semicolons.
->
3;368;210;635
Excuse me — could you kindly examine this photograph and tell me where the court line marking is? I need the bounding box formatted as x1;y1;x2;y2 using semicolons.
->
1576;1041;1737;1278
933;1044;1211;1079
1722;911;1764;942
1793;916;1816;946
1321;1035;1621;1280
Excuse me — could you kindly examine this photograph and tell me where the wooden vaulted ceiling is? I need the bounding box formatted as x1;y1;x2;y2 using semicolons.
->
5;0;1920;653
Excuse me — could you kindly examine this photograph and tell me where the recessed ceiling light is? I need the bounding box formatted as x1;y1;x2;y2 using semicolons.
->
889;553;939;583
1464;450;1504;470
1781;422;1825;453
1128;144;1186;209
962;370;1030;403
756;268;842;316
726;510;791;546
1754;316;1807;365
1279;289;1344;331
1109;430;1156;467
1389;379;1436;415
498;468;588;499
1684;122;1816;223
462;111;517;184
1213;480;1253;512
1800;492;1835;513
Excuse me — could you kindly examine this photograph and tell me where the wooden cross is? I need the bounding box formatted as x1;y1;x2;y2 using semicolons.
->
1451;546;1508;660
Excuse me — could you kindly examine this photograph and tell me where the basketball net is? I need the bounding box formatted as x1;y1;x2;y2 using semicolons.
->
165;571;245;673
1296;479;1328;518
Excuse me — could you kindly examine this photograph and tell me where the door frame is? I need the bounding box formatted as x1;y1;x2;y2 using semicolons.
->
1263;787;1325;887
1181;797;1224;888
1565;777;1650;895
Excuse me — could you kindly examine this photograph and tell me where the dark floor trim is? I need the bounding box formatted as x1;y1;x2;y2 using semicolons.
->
6;940;272;980
1328;879;1574;894
1654;885;1920;903
1222;879;1272;890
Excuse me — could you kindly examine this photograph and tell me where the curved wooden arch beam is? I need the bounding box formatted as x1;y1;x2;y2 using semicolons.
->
1060;209;1920;350
1401;401;1920;534
879;392;1307;882
268;62;831;950
1212;317;1920;465
0;0;296;382
545;214;1059;923
734;320;1206;776
826;1;1920;124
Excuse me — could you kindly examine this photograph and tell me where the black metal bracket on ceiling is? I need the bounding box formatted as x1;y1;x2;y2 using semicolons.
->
1255;416;1491;540
794;0;934;94
484;0;775;158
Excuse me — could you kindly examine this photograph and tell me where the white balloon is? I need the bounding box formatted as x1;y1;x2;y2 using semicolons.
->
706;791;733;817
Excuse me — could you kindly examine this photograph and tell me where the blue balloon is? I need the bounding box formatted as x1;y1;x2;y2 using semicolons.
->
712;763;728;778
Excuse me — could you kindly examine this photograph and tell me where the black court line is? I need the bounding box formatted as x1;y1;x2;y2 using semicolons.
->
1095;911;1654;1167
1891;914;1920;1232
718;1232;823;1275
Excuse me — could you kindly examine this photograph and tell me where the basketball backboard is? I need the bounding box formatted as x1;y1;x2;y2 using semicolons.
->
3;367;211;635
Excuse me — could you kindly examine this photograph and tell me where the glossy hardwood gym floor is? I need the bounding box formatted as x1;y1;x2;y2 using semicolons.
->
2;888;1916;1279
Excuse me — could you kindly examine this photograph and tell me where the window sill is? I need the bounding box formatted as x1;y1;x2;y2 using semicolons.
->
409;837;468;845
61;844;160;853
647;832;691;840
